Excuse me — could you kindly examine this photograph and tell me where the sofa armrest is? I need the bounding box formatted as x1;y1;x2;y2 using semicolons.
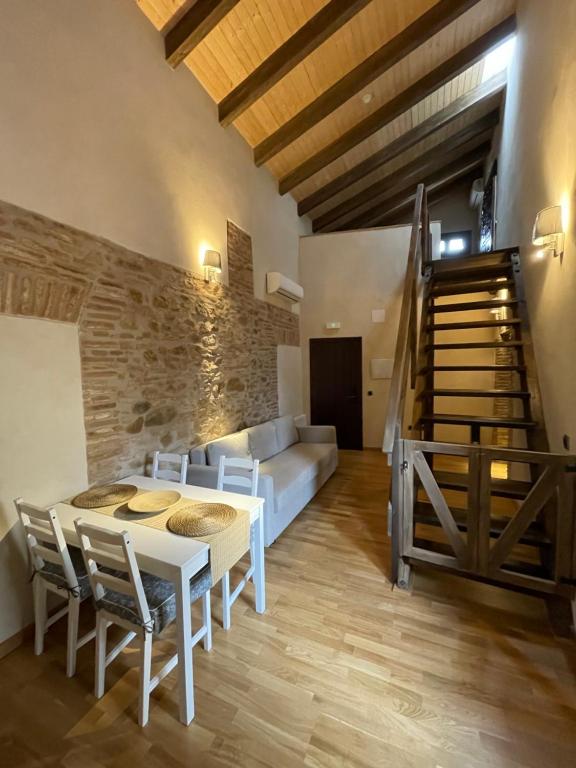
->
297;425;337;444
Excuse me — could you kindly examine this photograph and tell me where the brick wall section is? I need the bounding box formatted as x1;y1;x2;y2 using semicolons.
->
0;201;299;484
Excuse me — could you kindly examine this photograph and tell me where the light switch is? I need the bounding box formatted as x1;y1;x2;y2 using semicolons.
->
371;309;386;323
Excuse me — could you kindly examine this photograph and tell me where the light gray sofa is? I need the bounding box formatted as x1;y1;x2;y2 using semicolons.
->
188;416;338;546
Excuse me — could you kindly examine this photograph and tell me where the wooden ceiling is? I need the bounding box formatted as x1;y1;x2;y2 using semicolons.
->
136;0;516;230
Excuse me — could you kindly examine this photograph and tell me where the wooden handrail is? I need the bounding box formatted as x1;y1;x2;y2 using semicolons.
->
382;184;429;454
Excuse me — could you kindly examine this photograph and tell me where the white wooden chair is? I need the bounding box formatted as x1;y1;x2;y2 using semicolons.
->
15;498;95;677
151;451;189;484
74;518;211;727
216;456;260;630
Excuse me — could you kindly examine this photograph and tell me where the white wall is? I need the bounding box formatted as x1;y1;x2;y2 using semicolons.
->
495;0;576;451
277;346;304;419
0;0;309;302
0;317;88;644
0;0;308;645
300;226;422;448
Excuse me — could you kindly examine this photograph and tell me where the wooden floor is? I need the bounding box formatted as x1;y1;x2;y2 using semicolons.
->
1;450;576;767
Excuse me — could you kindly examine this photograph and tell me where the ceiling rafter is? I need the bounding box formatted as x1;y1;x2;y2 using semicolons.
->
297;70;506;217
377;171;482;227
312;109;499;232
376;171;482;227
165;0;241;69
278;15;516;195
218;0;374;127
253;0;485;167
339;145;488;230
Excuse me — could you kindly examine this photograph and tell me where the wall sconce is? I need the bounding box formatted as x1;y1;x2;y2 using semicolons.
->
203;250;222;282
532;206;564;258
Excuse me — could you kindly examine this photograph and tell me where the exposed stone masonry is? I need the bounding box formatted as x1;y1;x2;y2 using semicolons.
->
0;201;299;484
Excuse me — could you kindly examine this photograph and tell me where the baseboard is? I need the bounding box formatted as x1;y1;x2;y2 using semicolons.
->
0;623;33;659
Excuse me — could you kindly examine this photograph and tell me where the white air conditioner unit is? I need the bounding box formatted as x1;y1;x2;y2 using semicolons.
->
266;272;304;303
470;178;484;209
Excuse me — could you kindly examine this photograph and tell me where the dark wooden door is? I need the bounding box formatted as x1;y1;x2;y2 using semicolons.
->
310;337;363;450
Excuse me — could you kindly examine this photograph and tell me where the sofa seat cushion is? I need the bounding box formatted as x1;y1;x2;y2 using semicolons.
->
206;430;252;467
260;442;336;507
245;421;280;462
273;415;298;452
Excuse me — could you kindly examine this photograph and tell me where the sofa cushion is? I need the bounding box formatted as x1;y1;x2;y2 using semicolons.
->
260;442;336;506
245;421;280;462
206;430;252;467
273;415;299;453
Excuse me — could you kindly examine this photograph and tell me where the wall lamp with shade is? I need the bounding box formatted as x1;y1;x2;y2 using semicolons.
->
532;205;565;258
203;250;222;282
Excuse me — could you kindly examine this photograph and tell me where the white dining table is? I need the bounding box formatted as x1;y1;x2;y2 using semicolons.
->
54;475;265;725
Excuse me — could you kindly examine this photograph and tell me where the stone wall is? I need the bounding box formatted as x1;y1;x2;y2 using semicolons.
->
0;201;299;484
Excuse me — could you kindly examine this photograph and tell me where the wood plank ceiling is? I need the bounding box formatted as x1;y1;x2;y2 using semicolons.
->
136;0;516;230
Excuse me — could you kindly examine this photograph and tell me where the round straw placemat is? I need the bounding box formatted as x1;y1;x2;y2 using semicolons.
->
167;503;237;537
71;484;138;509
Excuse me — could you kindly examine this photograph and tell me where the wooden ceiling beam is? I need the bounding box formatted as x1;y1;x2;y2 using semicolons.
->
278;15;515;195
218;0;373;127
375;172;481;227
313;110;499;232
298;71;506;217
254;0;486;167
339;145;488;230
165;0;241;69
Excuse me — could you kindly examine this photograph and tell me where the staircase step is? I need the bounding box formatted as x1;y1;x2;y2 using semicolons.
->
431;279;515;297
431;264;512;282
429;299;519;314
428;341;523;350
432;471;533;499
419;414;537;430
427;319;521;331
414;501;549;546
426;248;518;273
419;365;526;373
421;389;530;399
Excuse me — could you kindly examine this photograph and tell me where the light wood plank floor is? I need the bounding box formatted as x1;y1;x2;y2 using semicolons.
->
1;450;575;767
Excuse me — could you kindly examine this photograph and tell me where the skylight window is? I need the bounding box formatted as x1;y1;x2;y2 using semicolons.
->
482;37;516;82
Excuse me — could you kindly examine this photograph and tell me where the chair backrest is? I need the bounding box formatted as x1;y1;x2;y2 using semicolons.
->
74;519;151;628
151;451;189;484
217;456;260;496
15;498;79;592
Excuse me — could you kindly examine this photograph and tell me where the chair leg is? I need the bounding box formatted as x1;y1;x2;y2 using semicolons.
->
202;590;212;651
138;632;152;727
33;576;47;656
66;595;80;677
94;614;108;699
221;572;231;631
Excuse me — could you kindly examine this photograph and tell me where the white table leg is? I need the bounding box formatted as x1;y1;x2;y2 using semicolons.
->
175;570;194;725
253;508;266;614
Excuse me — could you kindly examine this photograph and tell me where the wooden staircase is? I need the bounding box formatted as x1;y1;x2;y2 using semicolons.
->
384;186;576;627
417;249;537;445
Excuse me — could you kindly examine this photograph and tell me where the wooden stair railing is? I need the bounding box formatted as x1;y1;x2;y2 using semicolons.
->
384;185;576;621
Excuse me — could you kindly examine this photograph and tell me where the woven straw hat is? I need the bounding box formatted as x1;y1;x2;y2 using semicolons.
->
71;484;138;509
167;503;237;537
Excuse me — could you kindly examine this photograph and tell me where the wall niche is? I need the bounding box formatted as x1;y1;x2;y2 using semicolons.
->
0;201;299;483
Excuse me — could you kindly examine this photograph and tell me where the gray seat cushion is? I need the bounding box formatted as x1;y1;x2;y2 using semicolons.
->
260;442;337;504
246;421;280;461
96;565;211;635
39;545;92;600
273;415;298;452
